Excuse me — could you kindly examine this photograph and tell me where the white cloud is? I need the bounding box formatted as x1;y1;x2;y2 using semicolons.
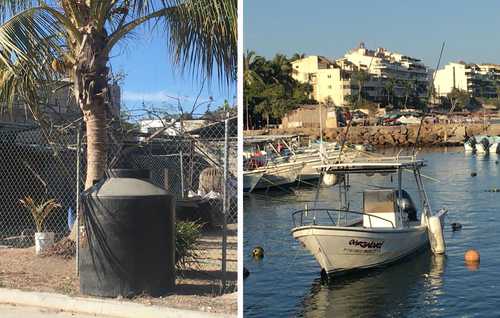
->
122;90;190;103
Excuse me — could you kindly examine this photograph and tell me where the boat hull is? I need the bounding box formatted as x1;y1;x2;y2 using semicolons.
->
243;170;265;193
254;163;303;190
292;225;429;275
490;142;499;154
476;143;488;153
464;142;474;152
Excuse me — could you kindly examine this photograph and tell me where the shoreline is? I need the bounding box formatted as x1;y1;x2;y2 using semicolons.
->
244;123;500;147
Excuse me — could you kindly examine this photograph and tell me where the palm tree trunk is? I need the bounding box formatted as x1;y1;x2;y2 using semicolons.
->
68;28;109;240
358;80;362;103
73;29;110;189
83;105;107;188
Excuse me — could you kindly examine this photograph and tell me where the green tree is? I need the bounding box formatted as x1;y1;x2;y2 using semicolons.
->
290;52;306;62
0;0;237;189
447;88;470;112
384;76;397;106
244;52;316;128
403;80;415;109
351;69;369;104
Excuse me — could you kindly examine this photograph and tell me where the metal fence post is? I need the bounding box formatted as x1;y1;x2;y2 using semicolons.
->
179;151;184;198
221;117;229;292
75;122;82;276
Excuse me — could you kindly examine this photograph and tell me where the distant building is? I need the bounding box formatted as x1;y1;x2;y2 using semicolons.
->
0;79;121;123
280;104;339;129
139;118;210;136
291;56;351;106
433;62;497;98
291;43;430;106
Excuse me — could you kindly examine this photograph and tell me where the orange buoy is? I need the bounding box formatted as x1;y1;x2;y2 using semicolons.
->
465;262;480;272
464;249;480;263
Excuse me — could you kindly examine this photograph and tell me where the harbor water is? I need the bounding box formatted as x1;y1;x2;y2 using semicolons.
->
244;147;500;317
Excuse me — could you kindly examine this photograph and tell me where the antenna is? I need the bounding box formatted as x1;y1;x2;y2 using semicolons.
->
413;41;446;155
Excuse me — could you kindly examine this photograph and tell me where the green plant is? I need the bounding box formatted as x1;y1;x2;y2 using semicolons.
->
19;197;61;233
175;221;203;270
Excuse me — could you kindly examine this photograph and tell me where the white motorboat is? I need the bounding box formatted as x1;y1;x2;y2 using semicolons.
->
476;141;488;154
464;140;475;152
293;146;342;182
243;169;265;193
291;156;447;278
490;142;499;154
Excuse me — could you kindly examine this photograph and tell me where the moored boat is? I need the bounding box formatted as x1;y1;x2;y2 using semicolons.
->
254;161;305;190
464;138;475;152
291;156;447;277
243;169;265;193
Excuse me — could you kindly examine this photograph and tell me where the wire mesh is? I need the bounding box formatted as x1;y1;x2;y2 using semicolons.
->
0;116;237;293
0;124;79;247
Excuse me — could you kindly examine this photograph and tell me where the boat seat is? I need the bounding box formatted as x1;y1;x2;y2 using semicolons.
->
363;189;397;228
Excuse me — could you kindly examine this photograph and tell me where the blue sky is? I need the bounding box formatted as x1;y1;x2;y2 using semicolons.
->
110;27;235;119
244;0;500;67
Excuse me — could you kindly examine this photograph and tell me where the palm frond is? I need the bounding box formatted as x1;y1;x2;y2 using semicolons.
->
0;7;64;113
0;0;35;23
20;196;61;232
107;0;236;84
165;0;237;84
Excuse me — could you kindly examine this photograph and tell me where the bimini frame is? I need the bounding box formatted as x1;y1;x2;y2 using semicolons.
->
308;155;431;229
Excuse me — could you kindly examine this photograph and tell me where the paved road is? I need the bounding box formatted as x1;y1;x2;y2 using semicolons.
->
0;303;111;318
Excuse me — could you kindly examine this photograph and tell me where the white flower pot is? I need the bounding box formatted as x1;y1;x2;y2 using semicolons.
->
34;232;55;255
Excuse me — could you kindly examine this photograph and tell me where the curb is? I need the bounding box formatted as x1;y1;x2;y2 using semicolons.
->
0;288;234;318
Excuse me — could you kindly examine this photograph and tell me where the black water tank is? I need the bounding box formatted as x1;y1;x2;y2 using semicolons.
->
79;169;175;297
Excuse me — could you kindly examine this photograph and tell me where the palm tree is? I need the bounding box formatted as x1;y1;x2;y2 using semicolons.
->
351;69;369;105
271;54;293;91
290;52;306;62
243;50;263;130
384;76;397;106
403;80;415;110
0;0;237;189
243;50;263;87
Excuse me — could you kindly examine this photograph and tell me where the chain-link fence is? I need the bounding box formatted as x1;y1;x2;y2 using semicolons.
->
0;124;79;247
0;116;237;292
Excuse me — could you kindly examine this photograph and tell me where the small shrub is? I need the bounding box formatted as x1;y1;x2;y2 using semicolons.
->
19;197;61;232
175;221;203;270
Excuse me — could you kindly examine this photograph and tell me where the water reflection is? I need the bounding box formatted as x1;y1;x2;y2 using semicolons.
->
465;261;480;272
244;147;500;317
298;251;447;317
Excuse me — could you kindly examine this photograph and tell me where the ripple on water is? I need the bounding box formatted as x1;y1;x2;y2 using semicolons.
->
244;148;500;317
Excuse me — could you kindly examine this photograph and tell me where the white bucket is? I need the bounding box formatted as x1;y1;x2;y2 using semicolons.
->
35;232;55;255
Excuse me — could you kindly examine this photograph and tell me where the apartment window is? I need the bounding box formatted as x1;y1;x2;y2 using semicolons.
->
328;85;332;89
327;75;332;78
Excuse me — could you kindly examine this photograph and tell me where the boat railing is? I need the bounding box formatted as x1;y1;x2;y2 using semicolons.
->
292;208;395;229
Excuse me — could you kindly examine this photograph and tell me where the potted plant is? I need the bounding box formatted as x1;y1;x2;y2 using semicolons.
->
19;197;61;255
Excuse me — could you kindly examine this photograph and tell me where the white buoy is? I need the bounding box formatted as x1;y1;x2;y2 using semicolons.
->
322;173;336;186
428;216;446;254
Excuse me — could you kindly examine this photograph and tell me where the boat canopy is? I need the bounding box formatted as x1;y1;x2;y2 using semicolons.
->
243;134;303;144
317;156;425;174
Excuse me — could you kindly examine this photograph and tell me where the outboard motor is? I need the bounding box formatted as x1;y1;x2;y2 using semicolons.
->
481;137;490;150
397;190;417;221
467;136;477;147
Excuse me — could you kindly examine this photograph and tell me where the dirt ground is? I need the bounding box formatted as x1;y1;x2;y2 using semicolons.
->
0;225;237;315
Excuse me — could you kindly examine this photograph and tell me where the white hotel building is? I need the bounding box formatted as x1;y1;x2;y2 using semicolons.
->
291;43;430;106
433;62;499;98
